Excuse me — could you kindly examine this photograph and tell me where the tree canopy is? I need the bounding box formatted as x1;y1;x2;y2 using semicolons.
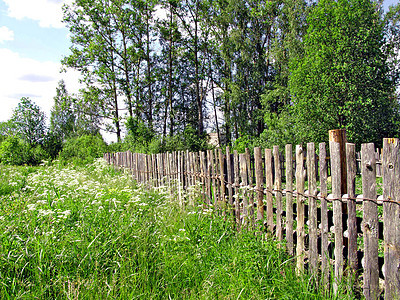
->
289;0;399;146
55;0;400;150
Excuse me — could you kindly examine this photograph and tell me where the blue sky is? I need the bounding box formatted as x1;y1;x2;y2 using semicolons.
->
0;0;81;126
0;0;398;128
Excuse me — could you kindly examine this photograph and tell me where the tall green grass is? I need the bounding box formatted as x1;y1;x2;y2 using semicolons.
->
0;160;355;299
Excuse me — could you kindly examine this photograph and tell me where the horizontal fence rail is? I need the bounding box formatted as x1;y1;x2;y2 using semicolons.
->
104;138;400;299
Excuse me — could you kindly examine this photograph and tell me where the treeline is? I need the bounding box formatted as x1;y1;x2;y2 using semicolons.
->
0;96;108;165
1;0;399;166
0;91;209;166
60;0;400;150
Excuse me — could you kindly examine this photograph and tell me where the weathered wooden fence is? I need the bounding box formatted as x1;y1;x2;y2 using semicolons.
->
104;139;400;299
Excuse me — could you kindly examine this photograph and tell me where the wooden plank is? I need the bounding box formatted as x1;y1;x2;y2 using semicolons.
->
239;153;248;225
296;145;305;273
226;147;234;208
214;149;220;203
265;148;274;234
218;149;225;210
361;143;379;300
233;150;240;226
382;138;400;300
330;141;344;294
210;150;216;205
285;144;294;255
201;151;207;203
206;150;212;205
307;143;318;275
329;129;347;193
319;143;330;284
254;147;264;222
274;146;283;241
346;143;358;275
148;154;152;183
245;148;255;223
192;152;199;192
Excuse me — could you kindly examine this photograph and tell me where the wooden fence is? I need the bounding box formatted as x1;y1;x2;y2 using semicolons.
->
104;139;400;300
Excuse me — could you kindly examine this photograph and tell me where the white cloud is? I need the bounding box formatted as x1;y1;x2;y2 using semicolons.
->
3;0;73;28
0;48;82;123
0;26;14;43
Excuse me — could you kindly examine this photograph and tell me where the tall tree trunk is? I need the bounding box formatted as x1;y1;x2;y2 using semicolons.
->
168;4;174;136
194;16;203;137
146;3;153;130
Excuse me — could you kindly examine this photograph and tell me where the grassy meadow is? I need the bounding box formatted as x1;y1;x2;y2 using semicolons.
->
0;160;355;299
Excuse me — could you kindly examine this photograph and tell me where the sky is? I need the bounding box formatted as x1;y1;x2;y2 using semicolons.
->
0;0;398;140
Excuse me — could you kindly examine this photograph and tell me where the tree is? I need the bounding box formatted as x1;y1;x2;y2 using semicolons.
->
63;0;124;142
289;0;400;146
384;2;400;90
50;80;76;140
11;97;47;146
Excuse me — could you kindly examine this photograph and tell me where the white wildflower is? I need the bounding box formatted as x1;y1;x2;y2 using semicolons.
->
27;204;37;211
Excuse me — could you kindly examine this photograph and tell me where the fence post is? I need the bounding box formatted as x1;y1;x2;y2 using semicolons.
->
265;149;274;234
329;129;347;194
274;146;283;241
226;147;234;210
382;138;400;299
285;144;294;256
330;141;344;294
245;148;254;225
233;150;240;227
239;153;248;226
254;147;264;222
295;145;305;274
346;143;358;278
361;143;379;300
319;143;329;286
307;143;318;275
218;149;226;211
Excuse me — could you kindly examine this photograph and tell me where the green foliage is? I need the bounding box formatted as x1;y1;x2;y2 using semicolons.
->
0;120;17;143
124;117;155;152
289;0;400;146
42;131;63;160
11;97;47;146
58;135;107;165
257;108;298;149
0;136;49;166
232;135;254;153
50;80;76;141
161;126;210;152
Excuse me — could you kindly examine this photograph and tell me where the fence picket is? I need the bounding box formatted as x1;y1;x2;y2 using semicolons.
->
361;143;379;300
274;146;283;241
319;143;330;287
285;144;294;256
265;149;274;234
254;147;264;222
246;148;255;224
296;145;305;273
239;153;248;225
307;143;318;275
226;147;234;209
382;138;400;299
233;150;240;226
346;143;358;276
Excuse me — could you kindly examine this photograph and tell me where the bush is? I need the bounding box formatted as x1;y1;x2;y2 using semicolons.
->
59;134;107;165
0;136;49;165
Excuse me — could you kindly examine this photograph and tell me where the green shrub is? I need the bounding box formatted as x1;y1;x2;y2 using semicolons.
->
59;134;107;165
0;136;28;165
0;136;49;166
